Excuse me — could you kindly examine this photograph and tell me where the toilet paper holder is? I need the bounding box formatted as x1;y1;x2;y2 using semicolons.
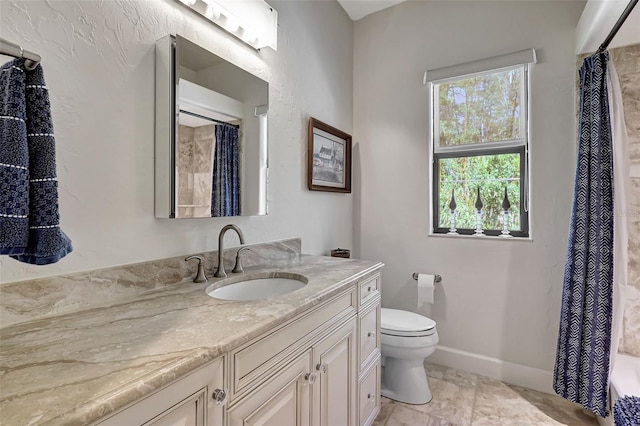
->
412;272;442;283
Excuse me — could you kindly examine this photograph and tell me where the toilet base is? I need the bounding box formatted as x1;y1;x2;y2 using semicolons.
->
381;357;432;404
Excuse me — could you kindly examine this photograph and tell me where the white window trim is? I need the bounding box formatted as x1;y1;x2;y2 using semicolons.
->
426;49;536;239
423;48;536;84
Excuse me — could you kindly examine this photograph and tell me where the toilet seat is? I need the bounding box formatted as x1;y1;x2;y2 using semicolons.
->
381;308;436;337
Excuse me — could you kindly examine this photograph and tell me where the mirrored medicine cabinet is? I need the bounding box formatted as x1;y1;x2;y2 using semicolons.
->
155;34;268;219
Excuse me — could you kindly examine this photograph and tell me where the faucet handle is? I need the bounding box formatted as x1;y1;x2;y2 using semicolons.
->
232;247;251;274
185;255;207;283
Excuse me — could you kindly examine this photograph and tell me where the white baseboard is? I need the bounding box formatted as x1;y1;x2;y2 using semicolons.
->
429;345;554;394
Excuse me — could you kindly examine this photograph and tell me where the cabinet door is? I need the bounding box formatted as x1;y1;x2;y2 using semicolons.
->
312;317;357;426
96;357;224;426
227;350;312;426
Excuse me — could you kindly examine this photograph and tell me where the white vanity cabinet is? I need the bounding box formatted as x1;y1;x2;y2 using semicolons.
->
227;284;359;426
227;271;381;426
96;271;382;426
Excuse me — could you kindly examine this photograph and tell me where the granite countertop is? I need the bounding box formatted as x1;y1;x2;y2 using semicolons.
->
0;255;383;426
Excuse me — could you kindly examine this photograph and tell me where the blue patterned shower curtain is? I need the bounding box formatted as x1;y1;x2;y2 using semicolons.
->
553;52;614;417
211;124;240;217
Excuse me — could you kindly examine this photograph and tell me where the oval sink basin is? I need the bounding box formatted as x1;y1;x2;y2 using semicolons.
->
206;273;308;301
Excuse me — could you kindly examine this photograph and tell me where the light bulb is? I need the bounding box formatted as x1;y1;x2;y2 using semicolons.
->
205;4;221;20
242;29;258;45
225;17;239;33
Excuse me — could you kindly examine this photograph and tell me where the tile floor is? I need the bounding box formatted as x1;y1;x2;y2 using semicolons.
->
373;362;599;426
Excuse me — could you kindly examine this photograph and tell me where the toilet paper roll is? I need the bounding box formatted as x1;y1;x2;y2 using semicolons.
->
417;273;435;305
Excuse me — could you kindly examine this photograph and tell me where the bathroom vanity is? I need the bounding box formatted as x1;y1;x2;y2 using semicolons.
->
0;249;382;426
98;271;381;426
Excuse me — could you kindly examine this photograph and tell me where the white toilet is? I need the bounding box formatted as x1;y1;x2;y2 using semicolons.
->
380;308;439;404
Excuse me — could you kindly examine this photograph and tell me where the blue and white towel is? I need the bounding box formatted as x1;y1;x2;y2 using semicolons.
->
614;396;640;426
0;58;72;265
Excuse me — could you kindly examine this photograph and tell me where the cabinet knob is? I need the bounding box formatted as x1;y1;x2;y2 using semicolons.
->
316;363;328;374
367;331;375;339
367;393;373;400
305;373;317;384
212;388;228;406
367;286;373;292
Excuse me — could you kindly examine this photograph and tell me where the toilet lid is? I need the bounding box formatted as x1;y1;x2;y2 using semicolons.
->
381;308;436;337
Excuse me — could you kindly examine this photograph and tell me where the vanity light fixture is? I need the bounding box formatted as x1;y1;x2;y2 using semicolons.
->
176;0;277;51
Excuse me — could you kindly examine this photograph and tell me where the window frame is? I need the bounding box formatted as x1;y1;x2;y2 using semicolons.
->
432;145;529;237
430;64;531;238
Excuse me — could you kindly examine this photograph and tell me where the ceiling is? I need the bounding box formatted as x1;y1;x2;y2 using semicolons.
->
576;0;640;54
337;0;408;21
339;0;638;50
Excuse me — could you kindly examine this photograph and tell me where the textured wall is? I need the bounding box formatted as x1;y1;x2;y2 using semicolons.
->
611;44;640;357
353;0;583;379
0;0;354;284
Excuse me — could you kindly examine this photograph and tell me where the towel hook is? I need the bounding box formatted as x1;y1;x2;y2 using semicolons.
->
412;272;442;283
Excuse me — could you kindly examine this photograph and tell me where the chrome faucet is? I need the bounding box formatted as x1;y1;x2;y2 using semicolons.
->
214;224;245;278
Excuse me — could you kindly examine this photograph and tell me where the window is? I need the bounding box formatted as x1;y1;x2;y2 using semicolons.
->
429;55;532;238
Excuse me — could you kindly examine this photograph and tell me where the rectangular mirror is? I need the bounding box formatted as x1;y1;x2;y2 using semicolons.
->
155;34;268;218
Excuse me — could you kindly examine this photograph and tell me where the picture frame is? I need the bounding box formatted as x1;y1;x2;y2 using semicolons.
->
307;117;352;193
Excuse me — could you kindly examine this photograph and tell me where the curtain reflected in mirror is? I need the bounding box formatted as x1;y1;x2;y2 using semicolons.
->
177;110;241;218
212;124;240;216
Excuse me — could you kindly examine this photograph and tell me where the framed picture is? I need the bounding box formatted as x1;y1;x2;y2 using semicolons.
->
308;118;352;193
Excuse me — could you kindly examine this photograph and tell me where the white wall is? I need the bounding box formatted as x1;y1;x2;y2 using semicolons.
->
354;0;584;386
0;0;354;284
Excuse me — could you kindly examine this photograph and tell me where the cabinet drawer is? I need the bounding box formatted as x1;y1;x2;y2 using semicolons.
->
232;288;356;396
358;358;381;426
359;303;380;370
144;389;205;426
359;274;380;307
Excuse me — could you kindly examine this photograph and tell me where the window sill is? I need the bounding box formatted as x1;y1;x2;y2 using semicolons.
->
429;233;533;242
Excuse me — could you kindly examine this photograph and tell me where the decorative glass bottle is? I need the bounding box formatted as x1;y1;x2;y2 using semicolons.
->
499;187;512;238
447;189;458;235
473;187;485;236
